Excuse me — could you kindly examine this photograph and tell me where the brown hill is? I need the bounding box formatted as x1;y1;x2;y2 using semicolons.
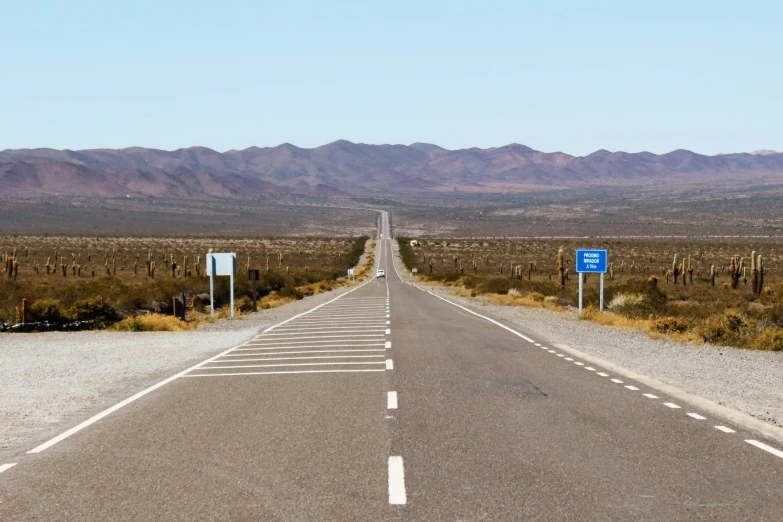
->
1;142;782;199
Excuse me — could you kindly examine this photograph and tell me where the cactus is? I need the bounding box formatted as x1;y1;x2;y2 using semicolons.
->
671;254;681;284
728;255;742;289
556;248;566;289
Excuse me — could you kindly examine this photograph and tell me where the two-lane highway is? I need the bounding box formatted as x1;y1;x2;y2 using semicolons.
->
1;210;782;520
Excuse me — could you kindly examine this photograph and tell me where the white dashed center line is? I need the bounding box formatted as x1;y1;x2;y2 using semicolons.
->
565;358;574;362
597;372;609;377
663;402;681;409
624;386;640;391
556;354;566;358
386;359;394;370
610;378;624;384
388;456;407;504
585;367;596;371
385;341;392;349
687;413;707;420
715;426;736;433
387;391;398;410
0;463;17;474
643;393;659;399
574;362;585;366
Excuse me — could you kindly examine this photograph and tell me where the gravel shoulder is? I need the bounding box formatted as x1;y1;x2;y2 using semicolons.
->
420;281;783;431
0;277;368;461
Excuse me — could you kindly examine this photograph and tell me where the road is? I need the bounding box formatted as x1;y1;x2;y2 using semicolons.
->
1;210;782;520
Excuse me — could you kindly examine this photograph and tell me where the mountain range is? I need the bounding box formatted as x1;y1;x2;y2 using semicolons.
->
1;141;782;199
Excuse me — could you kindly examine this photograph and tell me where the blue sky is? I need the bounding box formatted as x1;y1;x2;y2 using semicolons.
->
1;1;780;155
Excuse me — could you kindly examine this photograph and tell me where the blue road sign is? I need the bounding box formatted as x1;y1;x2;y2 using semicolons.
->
576;249;608;273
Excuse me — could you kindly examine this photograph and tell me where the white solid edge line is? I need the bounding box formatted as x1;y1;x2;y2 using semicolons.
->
387;391;398;409
185;369;387;377
388;456;407;505
28;259;382;454
745;440;783;459
386;359;394;370
0;463;17;474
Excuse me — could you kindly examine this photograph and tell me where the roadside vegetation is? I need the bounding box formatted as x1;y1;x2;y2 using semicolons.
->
0;235;370;330
398;237;783;351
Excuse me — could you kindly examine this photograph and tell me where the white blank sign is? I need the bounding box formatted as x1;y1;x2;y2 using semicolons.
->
206;253;236;276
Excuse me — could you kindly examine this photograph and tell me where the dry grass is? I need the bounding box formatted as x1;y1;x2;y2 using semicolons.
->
110;314;194;332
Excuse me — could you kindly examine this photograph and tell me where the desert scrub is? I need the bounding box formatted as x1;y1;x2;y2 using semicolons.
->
110;314;193;332
0;234;369;325
400;237;783;351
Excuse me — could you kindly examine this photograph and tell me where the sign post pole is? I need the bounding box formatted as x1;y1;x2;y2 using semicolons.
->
600;273;604;311
230;272;234;319
209;260;215;318
578;275;583;316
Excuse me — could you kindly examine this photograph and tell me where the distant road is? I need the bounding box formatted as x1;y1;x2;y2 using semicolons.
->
0;210;781;520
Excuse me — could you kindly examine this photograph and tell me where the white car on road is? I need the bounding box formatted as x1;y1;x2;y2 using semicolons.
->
376;269;385;278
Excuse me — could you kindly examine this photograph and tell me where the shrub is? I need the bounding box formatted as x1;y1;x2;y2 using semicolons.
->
477;277;511;295
749;328;783;351
235;296;255;312
110;314;191;332
65;296;119;325
652;317;690;334
28;299;63;323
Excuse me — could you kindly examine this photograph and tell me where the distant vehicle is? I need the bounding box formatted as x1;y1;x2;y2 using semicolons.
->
376;269;386;278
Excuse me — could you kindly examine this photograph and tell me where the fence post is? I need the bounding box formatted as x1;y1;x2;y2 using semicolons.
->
22;299;27;324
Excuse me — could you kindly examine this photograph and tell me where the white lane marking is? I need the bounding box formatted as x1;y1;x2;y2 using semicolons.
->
28;340;241;454
610;378;624;384
556;354;565;358
205;355;387;363
268;326;388;332
565;357;574;361
388;456;407;505
386;359;394;370
385;341;392;349
185;369;386;378
421;291;535;343
535;343;542;347
574;362;585;366
254;334;386;341
386;314;390;318
202;362;385;370
386;329;391;335
540;346;549;350
234;345;386;352
597;372;609;377
664;402;681;409
585;367;596;371
219;349;387;357
624;386;640;391
687;413;707;420
243;340;386;347
643;393;659;399
27;267;384;454
745;440;783;459
715;426;736;433
386;321;390;325
548;349;556;353
387;391;398;409
0;463;17;474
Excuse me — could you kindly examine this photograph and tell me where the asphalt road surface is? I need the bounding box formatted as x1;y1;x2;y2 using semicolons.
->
1;211;782;521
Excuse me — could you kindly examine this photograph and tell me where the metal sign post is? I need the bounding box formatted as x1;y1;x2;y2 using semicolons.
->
206;253;237;319
575;249;608;316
